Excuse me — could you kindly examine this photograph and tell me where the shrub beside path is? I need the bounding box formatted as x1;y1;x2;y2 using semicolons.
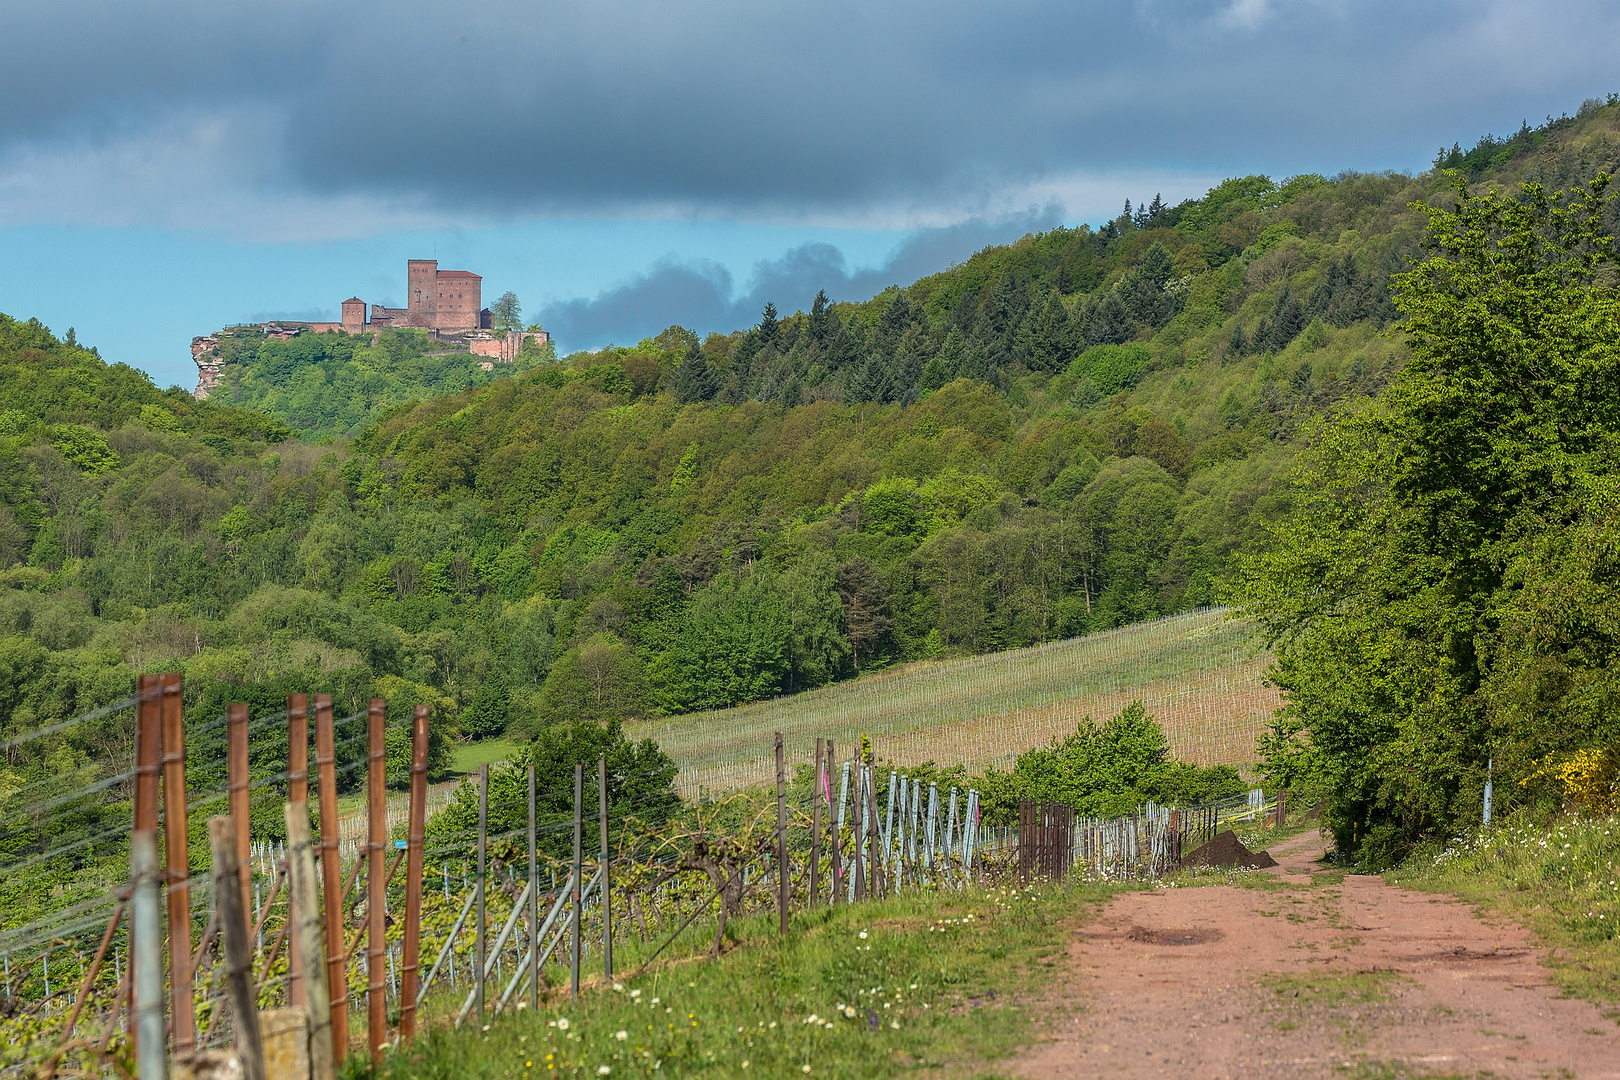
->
1014;831;1620;1079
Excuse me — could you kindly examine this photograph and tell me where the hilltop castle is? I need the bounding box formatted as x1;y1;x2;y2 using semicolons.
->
192;259;547;398
349;259;486;332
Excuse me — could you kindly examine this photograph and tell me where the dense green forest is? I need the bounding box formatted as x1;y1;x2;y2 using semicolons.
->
3;97;1618;867
1237;169;1620;868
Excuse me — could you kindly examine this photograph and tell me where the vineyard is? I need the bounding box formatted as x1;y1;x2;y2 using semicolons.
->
628;607;1277;795
0;634;1279;1080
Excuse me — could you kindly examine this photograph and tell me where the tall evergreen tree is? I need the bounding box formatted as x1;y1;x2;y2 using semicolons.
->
808;289;835;342
1029;291;1078;372
671;344;718;403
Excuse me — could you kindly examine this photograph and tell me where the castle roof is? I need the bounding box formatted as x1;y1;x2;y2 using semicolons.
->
437;270;481;279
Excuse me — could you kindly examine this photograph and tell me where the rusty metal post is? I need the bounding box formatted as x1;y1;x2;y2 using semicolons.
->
131;675;162;1051
400;704;428;1042
313;694;348;1059
366;699;386;1064
160;672;195;1052
228;703;252;921
286;692;309;1008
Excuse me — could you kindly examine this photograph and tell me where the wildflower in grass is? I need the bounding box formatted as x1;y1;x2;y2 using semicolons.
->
599;1067;611;1075
558;1019;570;1031
858;930;868;939
615;1031;627;1041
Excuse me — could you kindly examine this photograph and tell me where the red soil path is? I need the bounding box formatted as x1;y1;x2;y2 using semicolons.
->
1013;830;1620;1079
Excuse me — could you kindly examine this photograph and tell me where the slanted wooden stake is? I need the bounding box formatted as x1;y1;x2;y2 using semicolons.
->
208;816;265;1080
285;804;335;1080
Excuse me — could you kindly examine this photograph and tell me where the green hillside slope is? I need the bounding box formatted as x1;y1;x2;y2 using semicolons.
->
203;325;557;438
1;97;1616;772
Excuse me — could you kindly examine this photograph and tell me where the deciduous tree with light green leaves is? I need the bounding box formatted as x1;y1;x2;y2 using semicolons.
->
1234;172;1620;868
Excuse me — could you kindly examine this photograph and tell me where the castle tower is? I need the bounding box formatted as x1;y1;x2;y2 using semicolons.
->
434;270;482;330
407;259;438;326
341;297;366;334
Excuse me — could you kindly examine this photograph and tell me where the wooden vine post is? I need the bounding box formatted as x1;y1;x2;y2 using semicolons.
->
228;703;252;919
775;732;788;934
313;694;349;1055
160;672;195;1052
400;704;429;1042
599;755;612;979
826;740;840;905
570;763;583;1000
476;762;489;1022
286;692;309;1008
527;763;539;1012
810;737;824;908
366;698;387;1064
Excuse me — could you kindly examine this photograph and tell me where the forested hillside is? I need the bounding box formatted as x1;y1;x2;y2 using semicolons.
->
203;324;557;438
3;96;1617;807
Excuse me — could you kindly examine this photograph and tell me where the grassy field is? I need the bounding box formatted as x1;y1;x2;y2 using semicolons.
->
386;879;1117;1080
626;608;1277;796
330;739;519;846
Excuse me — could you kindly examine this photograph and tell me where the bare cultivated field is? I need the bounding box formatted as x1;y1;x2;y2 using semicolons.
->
626;607;1280;795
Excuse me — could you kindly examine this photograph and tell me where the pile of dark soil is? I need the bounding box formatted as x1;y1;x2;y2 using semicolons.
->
1182;830;1278;870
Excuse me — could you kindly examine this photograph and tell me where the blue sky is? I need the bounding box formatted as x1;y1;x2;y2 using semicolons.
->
2;0;1615;389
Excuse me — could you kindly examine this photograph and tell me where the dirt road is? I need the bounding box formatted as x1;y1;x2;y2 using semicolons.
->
1014;830;1620;1079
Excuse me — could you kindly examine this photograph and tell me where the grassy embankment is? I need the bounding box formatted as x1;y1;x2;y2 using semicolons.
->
628;607;1276;796
1392;812;1620;1018
387;880;1125;1080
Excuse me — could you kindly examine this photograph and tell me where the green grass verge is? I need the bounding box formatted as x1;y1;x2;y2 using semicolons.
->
1390;811;1620;1022
452;738;522;776
370;881;1125;1080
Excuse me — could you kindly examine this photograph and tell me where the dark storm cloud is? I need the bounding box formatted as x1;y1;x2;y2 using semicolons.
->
537;208;1062;351
4;1;1617;218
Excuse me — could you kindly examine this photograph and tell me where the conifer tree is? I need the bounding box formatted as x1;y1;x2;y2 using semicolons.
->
671;344;718;403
